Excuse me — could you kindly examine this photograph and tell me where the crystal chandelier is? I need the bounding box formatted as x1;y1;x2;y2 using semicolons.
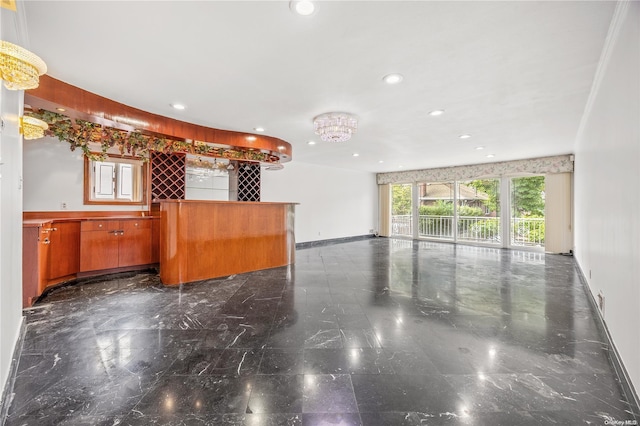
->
0;40;47;90
313;112;358;142
20;116;48;140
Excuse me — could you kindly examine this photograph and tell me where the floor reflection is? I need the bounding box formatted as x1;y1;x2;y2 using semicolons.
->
5;238;638;425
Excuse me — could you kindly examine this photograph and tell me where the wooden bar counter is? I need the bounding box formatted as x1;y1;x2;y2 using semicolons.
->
159;200;296;285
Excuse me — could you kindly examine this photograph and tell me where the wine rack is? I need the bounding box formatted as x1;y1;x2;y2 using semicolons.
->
151;152;186;201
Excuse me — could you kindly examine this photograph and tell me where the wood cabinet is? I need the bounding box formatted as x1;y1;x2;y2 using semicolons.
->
159;200;296;285
80;218;152;272
22;221;81;307
47;222;81;281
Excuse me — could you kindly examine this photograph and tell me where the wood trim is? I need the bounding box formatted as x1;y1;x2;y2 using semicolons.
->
25;75;292;161
83;154;148;206
24;211;155;220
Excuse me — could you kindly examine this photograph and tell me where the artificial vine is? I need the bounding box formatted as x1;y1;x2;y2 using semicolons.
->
28;110;281;164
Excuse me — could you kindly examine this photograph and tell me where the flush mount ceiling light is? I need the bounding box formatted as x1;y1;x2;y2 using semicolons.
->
428;109;445;116
20;116;48;140
0;40;47;90
307;141;316;145
290;0;315;16
170;103;186;110
383;73;403;84
313;112;358;142
459;134;472;139
254;127;265;132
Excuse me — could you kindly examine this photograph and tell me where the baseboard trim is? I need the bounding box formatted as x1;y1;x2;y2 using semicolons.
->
0;316;26;425
296;234;377;250
575;263;640;421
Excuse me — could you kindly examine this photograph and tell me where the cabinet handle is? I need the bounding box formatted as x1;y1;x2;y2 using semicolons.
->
42;238;50;245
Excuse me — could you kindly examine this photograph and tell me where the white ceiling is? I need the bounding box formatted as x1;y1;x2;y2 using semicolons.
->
23;1;615;173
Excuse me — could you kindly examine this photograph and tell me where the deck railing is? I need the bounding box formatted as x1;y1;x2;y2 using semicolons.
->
392;214;544;247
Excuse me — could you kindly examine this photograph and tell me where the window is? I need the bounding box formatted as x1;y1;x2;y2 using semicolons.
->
84;155;147;205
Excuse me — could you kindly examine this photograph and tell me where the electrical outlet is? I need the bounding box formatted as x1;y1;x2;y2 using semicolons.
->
60;202;67;210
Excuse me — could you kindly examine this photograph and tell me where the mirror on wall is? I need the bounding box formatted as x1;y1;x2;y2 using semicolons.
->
185;155;230;201
84;155;147;205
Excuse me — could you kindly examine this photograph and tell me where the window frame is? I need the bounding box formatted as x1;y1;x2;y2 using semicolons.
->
83;154;148;205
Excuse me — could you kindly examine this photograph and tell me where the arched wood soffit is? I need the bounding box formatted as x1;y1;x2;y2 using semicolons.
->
24;75;292;164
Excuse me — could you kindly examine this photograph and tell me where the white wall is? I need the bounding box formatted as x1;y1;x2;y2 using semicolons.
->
574;1;639;392
0;2;27;404
261;161;378;243
24;137;147;212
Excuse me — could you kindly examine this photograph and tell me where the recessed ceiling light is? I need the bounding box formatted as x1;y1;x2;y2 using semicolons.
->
459;134;471;139
246;136;257;141
399;165;404;168
486;154;495;158
353;153;359;157
307;141;316;145
171;103;186;110
378;160;384;163
428;110;444;116
290;0;315;16
254;127;265;132
383;73;403;84
56;107;66;112
475;146;484;150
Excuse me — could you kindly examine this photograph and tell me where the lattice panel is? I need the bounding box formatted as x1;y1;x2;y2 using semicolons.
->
237;162;261;202
151;152;186;200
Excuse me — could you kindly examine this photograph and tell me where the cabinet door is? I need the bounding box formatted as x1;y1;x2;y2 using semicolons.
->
80;221;120;272
47;222;81;280
118;219;152;267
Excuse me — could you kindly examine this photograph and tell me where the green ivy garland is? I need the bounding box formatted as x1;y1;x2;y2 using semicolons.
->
28;110;281;164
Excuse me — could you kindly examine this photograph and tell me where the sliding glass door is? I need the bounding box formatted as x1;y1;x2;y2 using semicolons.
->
391;183;413;237
457;179;501;244
416;181;454;240
387;176;546;251
510;176;545;249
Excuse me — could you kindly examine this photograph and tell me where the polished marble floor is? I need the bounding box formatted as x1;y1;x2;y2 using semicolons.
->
3;238;639;425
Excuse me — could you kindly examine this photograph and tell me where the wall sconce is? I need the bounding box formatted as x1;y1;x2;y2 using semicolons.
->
0;40;47;90
20;116;48;140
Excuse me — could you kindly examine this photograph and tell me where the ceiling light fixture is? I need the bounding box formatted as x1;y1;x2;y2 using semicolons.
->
307;141;316;145
383;73;403;84
352;153;359;157
254;127;265;132
170;103;186;110
0;40;47;90
429;109;445;116
313;112;358;142
459;134;471;139
20;116;48;140
290;0;315;16
486;154;495;158
475;146;484;150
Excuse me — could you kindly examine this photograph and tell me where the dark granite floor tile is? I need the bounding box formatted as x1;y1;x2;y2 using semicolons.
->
170;348;225;375
351;374;462;413
359;411;466;425
304;329;343;349
133;375;252;415
302;412;362;425
259;349;304;375
245;375;303;414
212;349;263;377
303;349;393;375
302;374;357;414
5;239;637;425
